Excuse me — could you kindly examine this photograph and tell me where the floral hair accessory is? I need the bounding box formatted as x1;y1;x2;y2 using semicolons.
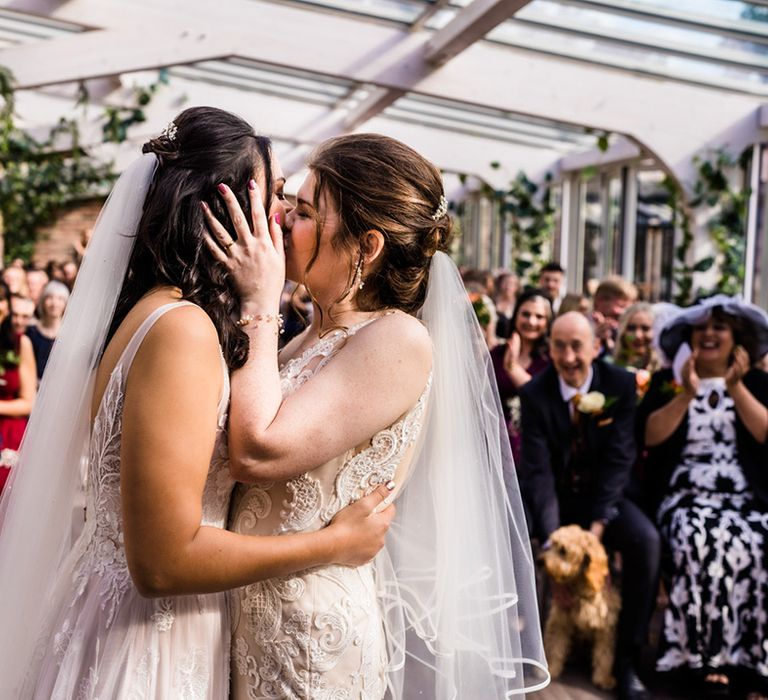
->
431;194;448;221
161;120;178;141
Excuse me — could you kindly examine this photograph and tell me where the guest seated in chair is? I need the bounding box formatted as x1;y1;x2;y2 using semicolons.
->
638;296;768;700
519;311;660;700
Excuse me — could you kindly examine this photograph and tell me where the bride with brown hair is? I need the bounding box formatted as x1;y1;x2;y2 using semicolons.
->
205;133;549;699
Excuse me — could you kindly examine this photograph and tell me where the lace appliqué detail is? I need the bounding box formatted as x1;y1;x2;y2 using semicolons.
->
279;473;324;534
127;648;159;700
174;648;210;700
151;598;175;632
321;376;430;523
202;416;236;527
279;331;348;396
73;366;132;627
231;482;275;532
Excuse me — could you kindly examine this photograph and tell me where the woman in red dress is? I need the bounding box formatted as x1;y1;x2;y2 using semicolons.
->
0;306;36;494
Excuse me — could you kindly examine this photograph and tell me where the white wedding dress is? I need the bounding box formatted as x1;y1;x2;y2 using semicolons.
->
27;302;236;699
229;319;430;700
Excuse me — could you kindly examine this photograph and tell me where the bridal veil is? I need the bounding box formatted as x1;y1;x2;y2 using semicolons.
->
378;251;550;698
0;154;158;696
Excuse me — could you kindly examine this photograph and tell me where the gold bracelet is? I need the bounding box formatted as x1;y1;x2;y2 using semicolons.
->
236;312;285;334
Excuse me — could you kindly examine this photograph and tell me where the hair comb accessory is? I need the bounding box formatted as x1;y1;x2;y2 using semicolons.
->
161;120;178;141
431;194;448;221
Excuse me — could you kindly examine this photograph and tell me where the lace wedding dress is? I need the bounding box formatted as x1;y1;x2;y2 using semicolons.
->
229;319;430;700
27;302;235;699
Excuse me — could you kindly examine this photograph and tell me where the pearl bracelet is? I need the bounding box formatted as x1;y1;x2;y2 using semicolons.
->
236;312;285;334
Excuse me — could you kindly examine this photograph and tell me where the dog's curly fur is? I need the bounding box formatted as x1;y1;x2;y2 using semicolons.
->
542;525;621;690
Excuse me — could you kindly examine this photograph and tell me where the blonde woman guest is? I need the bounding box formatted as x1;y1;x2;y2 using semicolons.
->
612;302;661;400
26;281;69;380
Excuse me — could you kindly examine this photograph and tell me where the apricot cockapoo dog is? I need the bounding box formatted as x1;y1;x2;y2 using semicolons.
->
542;524;621;690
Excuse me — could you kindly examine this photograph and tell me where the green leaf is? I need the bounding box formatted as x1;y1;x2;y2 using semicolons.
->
693;256;715;272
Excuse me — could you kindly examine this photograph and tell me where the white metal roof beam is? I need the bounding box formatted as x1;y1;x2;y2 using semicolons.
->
0;0;763;193
425;0;532;66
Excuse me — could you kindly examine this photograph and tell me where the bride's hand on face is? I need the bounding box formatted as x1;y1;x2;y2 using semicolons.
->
202;180;285;312
327;483;396;566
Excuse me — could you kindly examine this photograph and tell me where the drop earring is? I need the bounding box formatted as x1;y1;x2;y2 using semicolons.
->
354;254;365;290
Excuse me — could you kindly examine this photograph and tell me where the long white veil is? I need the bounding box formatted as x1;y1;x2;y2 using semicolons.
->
378;251;550;698
0;154;158;696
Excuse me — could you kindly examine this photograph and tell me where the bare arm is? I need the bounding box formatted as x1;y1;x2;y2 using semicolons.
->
203;182;432;483
645;354;697;447
645;392;693;447
121;307;395;598
727;347;768;444
229;313;432;482
0;335;36;416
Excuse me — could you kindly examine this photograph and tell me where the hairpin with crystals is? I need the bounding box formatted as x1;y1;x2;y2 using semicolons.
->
431;194;448;221
161;120;178;141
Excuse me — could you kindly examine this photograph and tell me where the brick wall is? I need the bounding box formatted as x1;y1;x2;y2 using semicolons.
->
32;198;105;265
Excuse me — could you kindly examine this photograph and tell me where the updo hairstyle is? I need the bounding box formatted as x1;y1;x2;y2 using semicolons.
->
306;133;452;317
108;106;273;369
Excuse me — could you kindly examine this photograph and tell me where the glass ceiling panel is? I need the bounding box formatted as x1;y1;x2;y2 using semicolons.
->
0;9;81;50
497;0;768;93
274;0;768;94
274;0;430;23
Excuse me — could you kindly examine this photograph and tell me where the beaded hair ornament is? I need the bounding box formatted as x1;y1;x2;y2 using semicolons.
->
161;120;178;141
431;194;448;221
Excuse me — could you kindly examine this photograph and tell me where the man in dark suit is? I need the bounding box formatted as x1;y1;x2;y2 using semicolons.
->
519;312;660;700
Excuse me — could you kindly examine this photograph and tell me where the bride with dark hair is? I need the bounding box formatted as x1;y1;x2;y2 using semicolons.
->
0;107;395;699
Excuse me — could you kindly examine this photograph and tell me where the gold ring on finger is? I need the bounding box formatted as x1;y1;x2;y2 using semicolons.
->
224;240;234;249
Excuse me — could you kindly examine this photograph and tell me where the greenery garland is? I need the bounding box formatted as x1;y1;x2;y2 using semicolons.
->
485;167;555;283
0;67;167;262
667;148;749;304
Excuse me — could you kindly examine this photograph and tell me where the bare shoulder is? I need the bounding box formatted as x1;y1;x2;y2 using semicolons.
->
131;303;221;372
18;333;33;353
350;312;432;374
147;303;217;344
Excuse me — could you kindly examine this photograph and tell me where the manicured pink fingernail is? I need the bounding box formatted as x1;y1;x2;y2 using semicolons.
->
248;179;256;191
200;201;209;211
217;183;227;194
274;213;281;226
386;480;396;491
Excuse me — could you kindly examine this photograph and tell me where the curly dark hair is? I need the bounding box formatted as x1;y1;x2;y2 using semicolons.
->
683;306;761;366
106;106;274;369
303;133;452;328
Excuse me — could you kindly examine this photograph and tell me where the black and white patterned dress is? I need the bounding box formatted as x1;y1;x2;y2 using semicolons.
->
657;377;768;676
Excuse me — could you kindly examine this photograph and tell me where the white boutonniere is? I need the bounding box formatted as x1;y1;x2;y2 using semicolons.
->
577;391;608;414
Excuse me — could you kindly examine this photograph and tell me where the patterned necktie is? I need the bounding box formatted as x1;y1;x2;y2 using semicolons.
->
569;392;582;426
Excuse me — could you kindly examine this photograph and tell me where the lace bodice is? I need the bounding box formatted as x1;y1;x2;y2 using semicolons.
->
30;302;234;700
75;302;234;627
229;318;431;700
233;319;430;537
